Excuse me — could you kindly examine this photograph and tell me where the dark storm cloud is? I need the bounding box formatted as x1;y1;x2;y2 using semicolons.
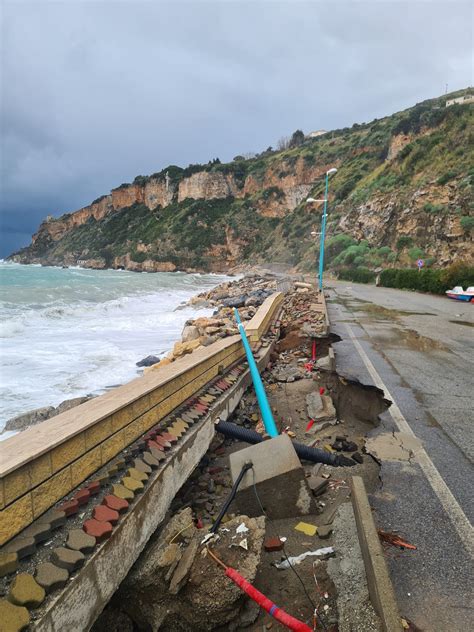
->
1;0;472;255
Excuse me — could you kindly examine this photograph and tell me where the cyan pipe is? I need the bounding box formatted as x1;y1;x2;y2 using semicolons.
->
234;308;279;438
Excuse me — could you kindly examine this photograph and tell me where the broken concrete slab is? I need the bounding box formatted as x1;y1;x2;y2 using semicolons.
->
306;391;324;418
365;432;422;462
168;536;200;594
230;434;315;519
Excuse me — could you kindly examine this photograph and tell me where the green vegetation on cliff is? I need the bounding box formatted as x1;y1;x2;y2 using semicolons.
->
11;88;474;272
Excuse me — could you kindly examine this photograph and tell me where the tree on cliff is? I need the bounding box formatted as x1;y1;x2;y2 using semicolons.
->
289;129;305;147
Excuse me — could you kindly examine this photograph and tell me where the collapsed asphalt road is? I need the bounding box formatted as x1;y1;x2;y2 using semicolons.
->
327;280;474;632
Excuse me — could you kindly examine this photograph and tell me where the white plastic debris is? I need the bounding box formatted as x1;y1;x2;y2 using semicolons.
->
274;547;335;569
236;522;249;534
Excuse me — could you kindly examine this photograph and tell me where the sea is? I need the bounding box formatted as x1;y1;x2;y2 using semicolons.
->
0;262;230;433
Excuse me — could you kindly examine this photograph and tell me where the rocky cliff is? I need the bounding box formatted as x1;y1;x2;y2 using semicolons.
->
10;89;473;273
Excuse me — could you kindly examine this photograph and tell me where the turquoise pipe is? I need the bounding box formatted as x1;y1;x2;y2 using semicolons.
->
318;172;330;292
234;308;279;438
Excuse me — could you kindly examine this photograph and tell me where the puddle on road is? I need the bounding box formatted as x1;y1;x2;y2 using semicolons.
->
448;320;474;328
372;327;450;353
334;295;435;320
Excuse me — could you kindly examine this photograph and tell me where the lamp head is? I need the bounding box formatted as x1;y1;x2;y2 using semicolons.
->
306;197;317;203
327;168;338;176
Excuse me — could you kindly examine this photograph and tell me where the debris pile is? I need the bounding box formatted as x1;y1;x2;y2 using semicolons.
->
143;274;277;373
103;509;266;632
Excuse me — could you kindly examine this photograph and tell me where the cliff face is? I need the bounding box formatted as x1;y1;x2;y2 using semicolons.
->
11;89;474;273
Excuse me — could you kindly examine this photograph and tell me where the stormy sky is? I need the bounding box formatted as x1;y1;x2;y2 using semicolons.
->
0;1;472;257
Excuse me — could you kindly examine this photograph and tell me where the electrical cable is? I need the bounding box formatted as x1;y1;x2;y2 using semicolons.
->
251;467;328;632
209;461;253;534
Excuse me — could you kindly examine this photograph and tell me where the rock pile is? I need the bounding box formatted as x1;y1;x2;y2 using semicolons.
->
144;274;278;373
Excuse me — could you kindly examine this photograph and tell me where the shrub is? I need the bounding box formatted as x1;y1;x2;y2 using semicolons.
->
408;247;425;261
338;267;375;283
130;250;147;263
380;262;474;294
460;216;474;231
437;171;457;185
423;202;446;214
396;236;413;250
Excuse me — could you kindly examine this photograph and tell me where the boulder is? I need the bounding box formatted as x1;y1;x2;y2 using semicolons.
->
181;325;200;342
4;396;93;433
222;295;248;308
143;356;173;374
136;355;160;367
173;339;201;357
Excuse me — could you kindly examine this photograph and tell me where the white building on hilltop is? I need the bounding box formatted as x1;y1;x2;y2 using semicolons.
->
306;130;328;138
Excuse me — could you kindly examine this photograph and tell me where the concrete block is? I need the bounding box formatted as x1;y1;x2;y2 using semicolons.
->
229;435;314;520
4;467;30;506
0;496;34;546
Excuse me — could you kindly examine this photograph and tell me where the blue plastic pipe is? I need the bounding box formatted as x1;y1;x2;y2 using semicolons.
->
234;308;279;438
318;172;330;292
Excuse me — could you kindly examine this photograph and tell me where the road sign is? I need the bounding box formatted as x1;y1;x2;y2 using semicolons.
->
417;259;424;269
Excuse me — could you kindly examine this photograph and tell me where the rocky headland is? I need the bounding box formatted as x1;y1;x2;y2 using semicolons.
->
9;89;473;275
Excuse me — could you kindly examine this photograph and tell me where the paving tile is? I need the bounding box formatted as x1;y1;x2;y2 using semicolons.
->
185;410;202;420
167;424;185;438
35;562;69;594
8;573;45;608
112;483;134;501
83;519;113;543
73;489;90;506
38;509;66;530
96;473;110;487
142;451;160;469
147;439;164;452
148;447;166;462
4;537;36;560
0;552;18;578
159;432;177;444
173;417;190;429
86;481;101;496
66;528;96;553
93;505;119;525
115;459;126;470
0;598;30;631
154;436;171;450
122;476;144;494
127;467;148;483
23;522;51;544
59;499;79;517
133;458;152;474
102;494;129;513
51;547;85;571
180;413;196;425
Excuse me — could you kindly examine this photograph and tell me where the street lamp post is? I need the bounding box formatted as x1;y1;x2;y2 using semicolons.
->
307;167;337;291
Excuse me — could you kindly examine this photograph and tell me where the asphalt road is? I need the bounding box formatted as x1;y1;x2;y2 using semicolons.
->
326;280;474;632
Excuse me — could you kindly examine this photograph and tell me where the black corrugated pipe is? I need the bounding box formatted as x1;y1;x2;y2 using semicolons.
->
216;420;355;467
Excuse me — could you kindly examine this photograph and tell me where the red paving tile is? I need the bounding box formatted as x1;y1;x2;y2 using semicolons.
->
59;500;79;517
102;495;129;513
83;519;113;542
93;505;120;525
73;489;90;506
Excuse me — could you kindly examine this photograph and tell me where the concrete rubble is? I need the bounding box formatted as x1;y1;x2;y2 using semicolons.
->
98;509;266;631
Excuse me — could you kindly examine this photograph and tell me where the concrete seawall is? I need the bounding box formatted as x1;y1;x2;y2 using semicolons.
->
0;292;283;631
